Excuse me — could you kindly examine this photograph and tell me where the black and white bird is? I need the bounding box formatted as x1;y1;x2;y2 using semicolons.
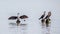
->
39;11;46;20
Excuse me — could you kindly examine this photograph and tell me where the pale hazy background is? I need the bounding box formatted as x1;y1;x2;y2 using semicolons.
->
0;0;60;34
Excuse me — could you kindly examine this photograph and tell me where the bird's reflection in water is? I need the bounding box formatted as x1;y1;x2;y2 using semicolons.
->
46;23;51;34
9;23;27;34
41;23;46;34
41;22;51;34
20;24;27;34
41;22;46;28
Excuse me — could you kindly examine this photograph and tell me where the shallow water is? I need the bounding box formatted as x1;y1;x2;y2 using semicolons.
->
0;0;60;33
9;23;27;34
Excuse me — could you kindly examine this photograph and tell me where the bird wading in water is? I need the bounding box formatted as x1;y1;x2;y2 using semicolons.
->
45;11;51;27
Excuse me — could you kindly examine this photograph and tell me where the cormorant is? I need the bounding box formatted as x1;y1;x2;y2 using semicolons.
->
45;11;51;27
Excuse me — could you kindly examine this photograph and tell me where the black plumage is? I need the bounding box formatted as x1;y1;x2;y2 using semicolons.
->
45;15;49;19
41;19;45;23
39;14;45;19
8;16;18;20
16;19;20;23
39;11;46;20
45;18;51;27
16;19;20;26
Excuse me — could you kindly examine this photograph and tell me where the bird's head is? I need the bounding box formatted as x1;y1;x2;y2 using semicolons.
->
17;13;20;15
48;11;51;17
44;11;46;15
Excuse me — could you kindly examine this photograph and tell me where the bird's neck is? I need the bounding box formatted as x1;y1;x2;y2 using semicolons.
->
44;13;45;15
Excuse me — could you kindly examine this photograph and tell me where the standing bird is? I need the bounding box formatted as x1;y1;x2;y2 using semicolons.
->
39;11;46;28
39;11;46;20
8;13;20;26
16;13;20;26
45;11;51;27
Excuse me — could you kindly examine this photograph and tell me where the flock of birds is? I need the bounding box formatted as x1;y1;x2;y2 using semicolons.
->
39;11;51;27
8;11;51;27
